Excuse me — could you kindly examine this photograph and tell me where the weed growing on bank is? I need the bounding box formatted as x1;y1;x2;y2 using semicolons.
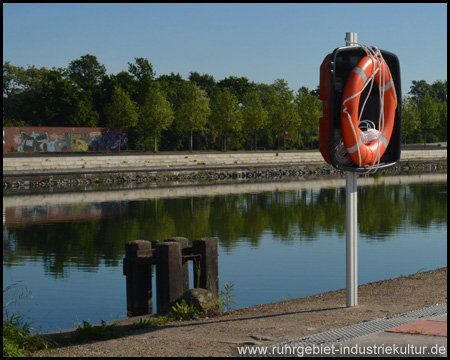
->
3;282;238;355
3;283;48;357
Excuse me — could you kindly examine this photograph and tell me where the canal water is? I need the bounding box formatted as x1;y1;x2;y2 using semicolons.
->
3;174;447;333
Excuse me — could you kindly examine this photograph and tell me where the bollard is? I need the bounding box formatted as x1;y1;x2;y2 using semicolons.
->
123;240;153;316
192;238;219;295
124;237;220;316
155;241;185;313
164;237;189;292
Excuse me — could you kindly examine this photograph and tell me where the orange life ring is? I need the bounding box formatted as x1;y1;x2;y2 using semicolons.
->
341;55;397;167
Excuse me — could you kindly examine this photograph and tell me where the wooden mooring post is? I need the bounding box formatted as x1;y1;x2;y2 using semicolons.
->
193;238;219;295
123;240;155;316
123;237;218;316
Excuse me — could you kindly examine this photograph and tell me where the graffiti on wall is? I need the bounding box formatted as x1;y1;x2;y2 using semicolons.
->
89;130;127;151
13;129;127;152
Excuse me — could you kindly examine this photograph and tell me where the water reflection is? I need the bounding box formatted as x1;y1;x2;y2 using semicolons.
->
2;174;447;333
3;175;447;278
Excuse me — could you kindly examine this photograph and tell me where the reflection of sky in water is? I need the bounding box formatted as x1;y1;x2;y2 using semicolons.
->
221;225;446;311
3;178;447;333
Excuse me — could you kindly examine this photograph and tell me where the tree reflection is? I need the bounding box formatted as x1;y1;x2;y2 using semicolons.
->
3;182;447;276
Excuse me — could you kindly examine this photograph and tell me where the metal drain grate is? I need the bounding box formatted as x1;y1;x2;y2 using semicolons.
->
236;303;446;357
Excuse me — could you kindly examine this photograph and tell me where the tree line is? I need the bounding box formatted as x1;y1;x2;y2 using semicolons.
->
3;54;447;152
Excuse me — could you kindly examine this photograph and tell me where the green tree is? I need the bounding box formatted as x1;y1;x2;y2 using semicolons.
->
157;72;186;102
407;79;447;145
437;101;447;141
218;76;253;103
104;85;139;130
128;57;155;105
37;69;88;126
67;54;106;124
110;71;135;96
3;62;49;125
296;86;321;149
189;72;219;103
210;89;243;151
156;73;187;151
431;80;447;142
138;84;175;152
241;91;268;150
431;80;447;103
268;79;300;150
68;54;106;92
249;82;279;149
3;62;25;98
401;96;420;147
176;82;211;152
409;80;436;104
73;91;100;127
418;94;440;147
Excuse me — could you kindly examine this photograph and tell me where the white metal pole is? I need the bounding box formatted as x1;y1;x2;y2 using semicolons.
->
346;171;358;306
345;31;357;46
345;32;358;307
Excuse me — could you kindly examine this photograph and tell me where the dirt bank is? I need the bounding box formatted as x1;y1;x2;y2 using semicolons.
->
31;267;447;357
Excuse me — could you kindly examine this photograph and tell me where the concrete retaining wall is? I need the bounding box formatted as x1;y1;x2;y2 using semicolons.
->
3;150;447;174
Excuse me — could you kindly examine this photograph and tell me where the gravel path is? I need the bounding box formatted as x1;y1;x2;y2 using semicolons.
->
30;267;447;357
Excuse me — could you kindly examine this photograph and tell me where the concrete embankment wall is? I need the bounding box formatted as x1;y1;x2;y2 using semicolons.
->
3;149;447;174
3;149;446;195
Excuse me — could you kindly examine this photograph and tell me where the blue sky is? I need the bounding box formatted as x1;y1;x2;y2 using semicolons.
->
3;3;447;95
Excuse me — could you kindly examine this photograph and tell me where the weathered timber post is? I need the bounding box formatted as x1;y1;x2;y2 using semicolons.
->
124;237;220;316
164;237;189;292
155;241;185;313
192;238;219;295
123;240;153;316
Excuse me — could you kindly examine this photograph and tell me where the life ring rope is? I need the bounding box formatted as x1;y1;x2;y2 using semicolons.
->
336;44;397;172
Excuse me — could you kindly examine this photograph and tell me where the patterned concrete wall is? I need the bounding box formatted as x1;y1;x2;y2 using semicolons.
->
3;127;127;153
